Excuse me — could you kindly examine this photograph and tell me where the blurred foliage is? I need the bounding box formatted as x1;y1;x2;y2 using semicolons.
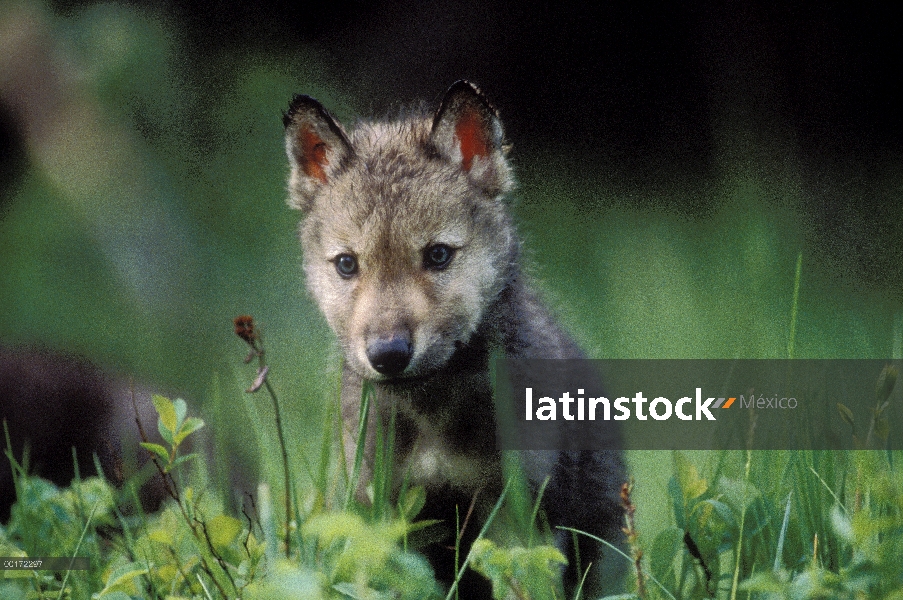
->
2;2;899;384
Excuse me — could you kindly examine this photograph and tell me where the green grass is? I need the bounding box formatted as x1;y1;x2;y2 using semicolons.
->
3;362;903;598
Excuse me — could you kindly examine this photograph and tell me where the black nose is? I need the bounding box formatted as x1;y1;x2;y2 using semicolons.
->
366;335;413;376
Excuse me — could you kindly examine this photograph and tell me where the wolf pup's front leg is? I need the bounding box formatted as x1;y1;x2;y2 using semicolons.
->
284;81;625;596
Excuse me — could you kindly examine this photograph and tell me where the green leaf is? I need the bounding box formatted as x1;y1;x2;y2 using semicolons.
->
738;571;787;593
674;452;708;501
375;551;441;599
649;527;683;586
1;568;33;579
716;475;760;512
876;365;897;402
303;512;402;582
509;546;567;600
173;398;188;431
703;498;737;531
404;519;442;534
837;403;855;429
208;514;244;551
469;540;566;600
169;453;199;469
157;417;174;446
303;512;368;544
0;543;28;559
331;581;384;599
242;560;327;599
397;485;426;521
174;416;205;445
93;592;133;600
469;539;510;594
152;394;177;436
668;476;687;529
96;561;148;596
139;442;170;463
830;504;853;543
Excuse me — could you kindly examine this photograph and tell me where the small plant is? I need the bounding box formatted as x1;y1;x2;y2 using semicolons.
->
234;315;294;556
621;480;648;599
1;392;266;599
138;395;205;475
468;539;567;600
128;394;265;598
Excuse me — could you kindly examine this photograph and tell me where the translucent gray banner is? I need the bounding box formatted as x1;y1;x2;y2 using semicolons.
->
494;360;902;450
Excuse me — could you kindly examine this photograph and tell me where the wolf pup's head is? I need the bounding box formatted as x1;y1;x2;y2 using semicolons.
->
284;81;517;382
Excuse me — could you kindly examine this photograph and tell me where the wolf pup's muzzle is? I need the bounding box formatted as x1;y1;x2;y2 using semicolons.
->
366;332;414;376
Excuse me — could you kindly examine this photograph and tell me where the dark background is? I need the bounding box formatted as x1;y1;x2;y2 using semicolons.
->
3;0;901;293
168;0;902;165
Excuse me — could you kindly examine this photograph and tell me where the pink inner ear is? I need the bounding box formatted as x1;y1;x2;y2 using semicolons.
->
455;108;490;172
300;126;329;183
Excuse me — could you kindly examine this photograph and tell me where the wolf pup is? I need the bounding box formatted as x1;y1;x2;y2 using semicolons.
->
283;81;624;594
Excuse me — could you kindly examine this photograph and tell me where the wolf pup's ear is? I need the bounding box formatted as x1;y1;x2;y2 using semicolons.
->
431;81;513;197
283;95;353;210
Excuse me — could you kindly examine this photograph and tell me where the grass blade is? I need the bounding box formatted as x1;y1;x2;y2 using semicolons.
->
773;490;792;572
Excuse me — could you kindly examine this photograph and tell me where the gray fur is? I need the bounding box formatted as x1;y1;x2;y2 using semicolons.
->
284;81;625;595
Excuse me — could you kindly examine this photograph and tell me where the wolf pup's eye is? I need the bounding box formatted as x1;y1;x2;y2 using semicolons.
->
334;254;359;278
424;244;455;270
